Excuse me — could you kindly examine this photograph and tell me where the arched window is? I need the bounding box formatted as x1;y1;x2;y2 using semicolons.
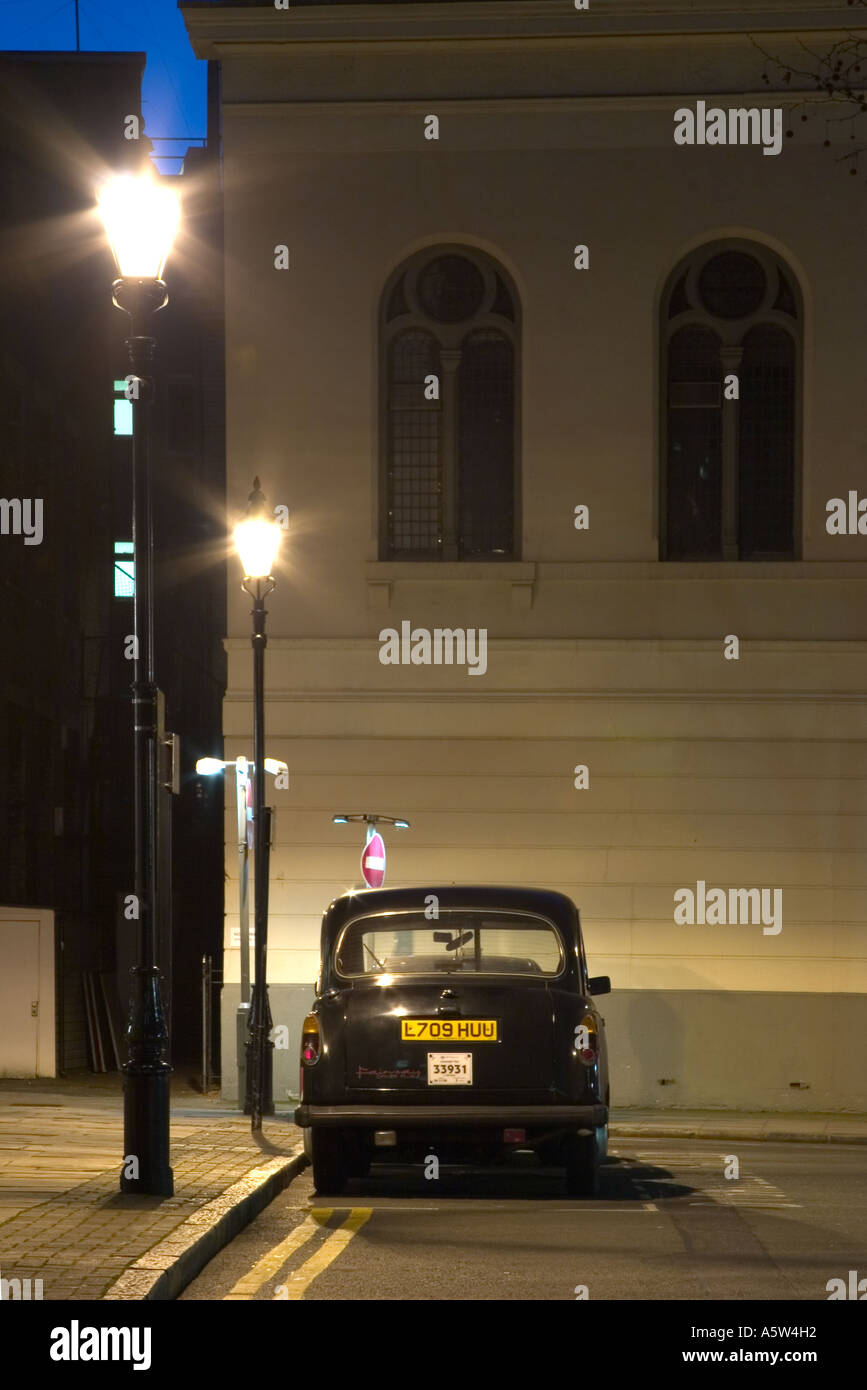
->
380;246;519;560
660;242;801;560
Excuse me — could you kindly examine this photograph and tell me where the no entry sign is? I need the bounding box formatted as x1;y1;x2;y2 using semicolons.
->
361;830;386;889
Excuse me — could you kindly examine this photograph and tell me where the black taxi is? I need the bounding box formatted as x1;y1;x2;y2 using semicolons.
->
295;884;611;1196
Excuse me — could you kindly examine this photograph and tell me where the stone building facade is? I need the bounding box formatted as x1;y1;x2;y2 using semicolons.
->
182;0;867;1108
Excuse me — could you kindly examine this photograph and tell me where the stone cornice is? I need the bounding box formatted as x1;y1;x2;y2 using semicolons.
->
180;2;867;59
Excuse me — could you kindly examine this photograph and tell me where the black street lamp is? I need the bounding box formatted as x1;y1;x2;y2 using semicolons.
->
234;478;282;1132
98;171;180;1195
196;753;288;1112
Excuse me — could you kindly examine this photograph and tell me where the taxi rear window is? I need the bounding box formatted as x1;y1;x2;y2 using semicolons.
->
335;909;564;978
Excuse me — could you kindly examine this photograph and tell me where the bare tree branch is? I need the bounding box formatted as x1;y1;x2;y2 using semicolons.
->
748;25;867;176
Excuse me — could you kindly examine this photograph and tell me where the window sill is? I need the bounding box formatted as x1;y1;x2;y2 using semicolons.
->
366;560;536;610
365;559;867;611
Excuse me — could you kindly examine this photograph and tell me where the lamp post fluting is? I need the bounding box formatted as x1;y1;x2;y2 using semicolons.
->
98;172;180;1195
234;478;282;1131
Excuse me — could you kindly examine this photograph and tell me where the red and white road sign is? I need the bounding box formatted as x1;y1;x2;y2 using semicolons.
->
361;830;386;889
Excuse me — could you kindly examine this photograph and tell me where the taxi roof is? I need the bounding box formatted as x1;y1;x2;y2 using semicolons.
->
321;884;581;938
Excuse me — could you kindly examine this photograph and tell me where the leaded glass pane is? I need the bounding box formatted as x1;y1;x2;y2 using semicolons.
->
666;326;722;558
739;325;795;558
387;331;442;555
417;255;485;323
668;272;689;318
491;272;515;320
698;251;765;319
386;273;409;321
772;269;797;317
457;331;514;558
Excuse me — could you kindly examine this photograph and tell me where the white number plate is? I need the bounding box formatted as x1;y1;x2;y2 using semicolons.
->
427;1052;473;1086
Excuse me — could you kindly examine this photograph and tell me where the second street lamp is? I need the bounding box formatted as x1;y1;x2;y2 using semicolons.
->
196;754;288;1111
97;169;180;1196
234;478;282;1132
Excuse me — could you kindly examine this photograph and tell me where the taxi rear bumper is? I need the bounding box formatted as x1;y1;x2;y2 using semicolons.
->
295;1103;607;1129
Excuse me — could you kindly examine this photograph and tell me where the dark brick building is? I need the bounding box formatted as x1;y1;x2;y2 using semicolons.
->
0;51;226;1073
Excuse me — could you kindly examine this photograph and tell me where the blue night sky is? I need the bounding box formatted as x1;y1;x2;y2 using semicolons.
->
0;0;206;172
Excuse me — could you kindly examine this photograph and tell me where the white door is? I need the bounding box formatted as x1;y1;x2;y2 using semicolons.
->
0;917;41;1075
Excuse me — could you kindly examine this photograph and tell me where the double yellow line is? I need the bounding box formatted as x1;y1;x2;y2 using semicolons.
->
224;1208;372;1301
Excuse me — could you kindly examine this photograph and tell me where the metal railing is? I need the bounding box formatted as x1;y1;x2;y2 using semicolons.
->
201;954;222;1093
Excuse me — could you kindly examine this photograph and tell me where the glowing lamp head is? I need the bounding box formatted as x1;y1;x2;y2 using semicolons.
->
235;476;281;580
196;758;226;776
97;172;180;280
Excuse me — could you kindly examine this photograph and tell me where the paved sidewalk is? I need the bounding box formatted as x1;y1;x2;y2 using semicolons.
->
611;1107;867;1144
0;1075;304;1301
2;1076;865;1302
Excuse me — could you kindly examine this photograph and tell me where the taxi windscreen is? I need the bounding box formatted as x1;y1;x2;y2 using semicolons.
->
334;910;564;978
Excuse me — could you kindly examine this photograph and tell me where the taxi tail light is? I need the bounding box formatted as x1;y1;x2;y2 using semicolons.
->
576;1013;598;1065
301;1013;321;1065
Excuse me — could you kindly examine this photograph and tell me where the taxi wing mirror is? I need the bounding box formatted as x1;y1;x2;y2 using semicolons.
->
588;975;611;996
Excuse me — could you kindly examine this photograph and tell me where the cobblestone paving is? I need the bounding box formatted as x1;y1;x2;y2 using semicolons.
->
0;1093;300;1300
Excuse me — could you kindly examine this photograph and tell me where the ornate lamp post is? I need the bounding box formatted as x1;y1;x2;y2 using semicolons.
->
196;754;288;1110
234;479;282;1131
97;171;180;1195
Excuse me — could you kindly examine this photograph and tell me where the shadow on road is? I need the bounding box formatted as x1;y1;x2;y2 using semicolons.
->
330;1151;694;1202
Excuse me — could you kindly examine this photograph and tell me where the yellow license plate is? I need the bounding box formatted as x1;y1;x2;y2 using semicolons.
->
401;1019;498;1042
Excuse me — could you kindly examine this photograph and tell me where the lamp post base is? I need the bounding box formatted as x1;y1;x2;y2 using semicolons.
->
244;1035;275;1119
120;965;173;1195
121;1069;174;1194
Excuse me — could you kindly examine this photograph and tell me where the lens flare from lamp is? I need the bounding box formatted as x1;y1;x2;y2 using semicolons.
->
97;173;181;279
